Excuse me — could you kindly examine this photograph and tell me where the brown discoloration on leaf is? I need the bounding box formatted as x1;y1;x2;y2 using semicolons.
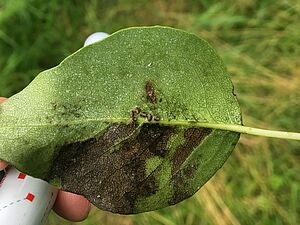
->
172;128;212;172
47;123;213;214
171;160;198;205
169;128;212;205
145;81;157;104
49;101;83;122
48;123;175;214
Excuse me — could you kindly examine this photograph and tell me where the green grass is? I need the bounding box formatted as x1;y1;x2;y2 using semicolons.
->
1;0;299;224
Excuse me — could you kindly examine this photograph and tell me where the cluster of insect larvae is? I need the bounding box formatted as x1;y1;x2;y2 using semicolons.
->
131;106;160;122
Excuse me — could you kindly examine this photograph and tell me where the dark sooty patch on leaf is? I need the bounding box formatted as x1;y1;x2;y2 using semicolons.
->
48;123;212;214
145;80;157;104
48;123;175;213
172;128;212;172
170;128;212;204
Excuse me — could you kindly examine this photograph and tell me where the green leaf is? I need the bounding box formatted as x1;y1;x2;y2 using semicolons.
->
0;26;246;214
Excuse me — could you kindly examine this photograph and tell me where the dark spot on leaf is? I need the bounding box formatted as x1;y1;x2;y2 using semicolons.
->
171;160;198;204
145;81;157;104
48;123;175;214
50;102;83;120
172;128;212;172
232;85;237;97
0;170;5;181
170;128;211;204
47;122;214;214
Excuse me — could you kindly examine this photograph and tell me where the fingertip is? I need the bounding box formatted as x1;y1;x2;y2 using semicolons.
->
0;97;7;103
0;161;8;170
53;190;91;222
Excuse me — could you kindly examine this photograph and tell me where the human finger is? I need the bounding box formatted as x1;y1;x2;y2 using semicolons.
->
0;97;6;103
53;190;91;222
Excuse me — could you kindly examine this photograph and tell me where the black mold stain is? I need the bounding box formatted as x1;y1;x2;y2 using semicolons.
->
171;160;198;205
50;101;83;121
172;128;212;172
48;123;174;214
48;122;212;214
170;128;212;205
121;127;212;212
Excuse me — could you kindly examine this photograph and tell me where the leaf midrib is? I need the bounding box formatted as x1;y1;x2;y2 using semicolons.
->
1;118;300;140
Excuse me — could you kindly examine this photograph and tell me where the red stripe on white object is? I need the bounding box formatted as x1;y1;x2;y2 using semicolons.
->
25;193;35;202
18;173;26;179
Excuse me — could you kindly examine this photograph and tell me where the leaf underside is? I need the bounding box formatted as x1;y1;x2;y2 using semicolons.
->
0;26;241;214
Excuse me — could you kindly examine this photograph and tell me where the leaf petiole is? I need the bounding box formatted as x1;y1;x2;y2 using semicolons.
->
1;117;299;141
148;119;300;141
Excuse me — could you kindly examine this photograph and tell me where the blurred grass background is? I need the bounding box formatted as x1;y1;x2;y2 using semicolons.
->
1;0;299;224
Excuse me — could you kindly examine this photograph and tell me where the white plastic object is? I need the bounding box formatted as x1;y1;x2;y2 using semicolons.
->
0;167;58;225
83;32;109;46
